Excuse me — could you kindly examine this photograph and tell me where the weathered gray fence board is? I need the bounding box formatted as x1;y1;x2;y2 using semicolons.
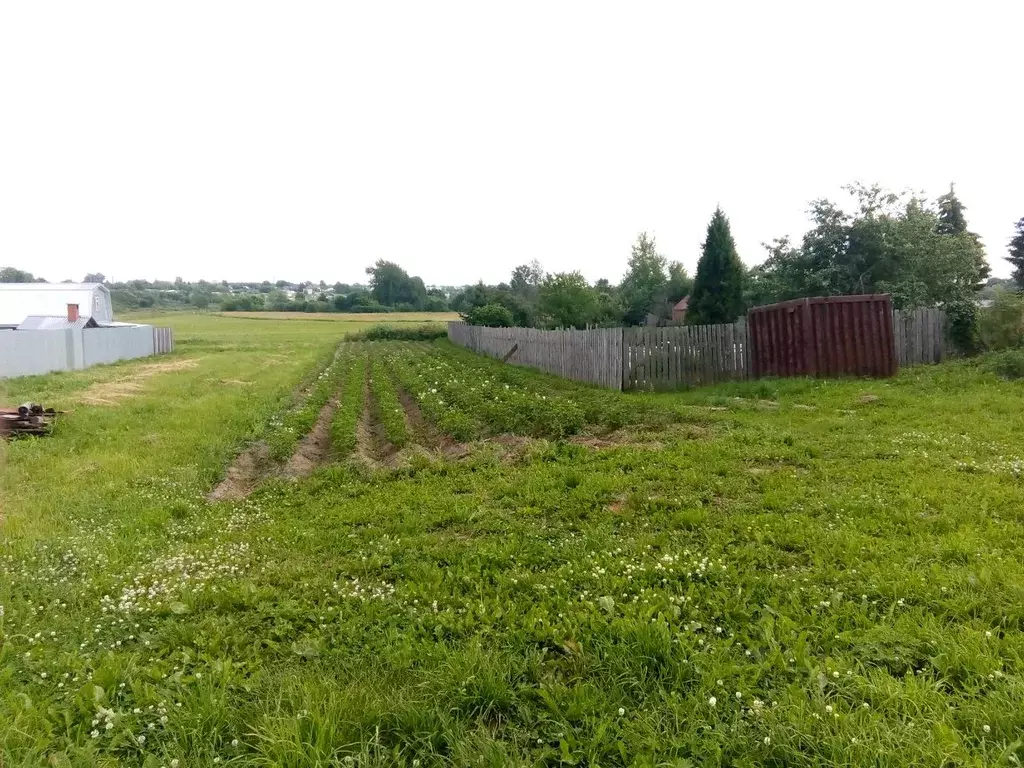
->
448;323;624;390
449;308;946;392
892;308;944;367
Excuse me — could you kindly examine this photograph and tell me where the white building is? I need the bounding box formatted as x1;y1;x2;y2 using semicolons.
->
0;283;114;327
0;282;172;379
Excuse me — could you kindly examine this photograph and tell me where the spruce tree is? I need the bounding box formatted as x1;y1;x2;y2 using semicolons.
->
936;183;968;235
935;183;990;288
1009;217;1024;290
687;207;745;325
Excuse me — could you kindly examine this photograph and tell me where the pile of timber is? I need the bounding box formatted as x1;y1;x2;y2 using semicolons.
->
0;403;58;439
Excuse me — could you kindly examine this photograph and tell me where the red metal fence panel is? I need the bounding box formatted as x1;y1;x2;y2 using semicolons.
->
748;295;896;379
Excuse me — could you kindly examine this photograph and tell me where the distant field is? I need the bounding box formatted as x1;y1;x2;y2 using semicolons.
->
217;311;460;323
112;312;456;346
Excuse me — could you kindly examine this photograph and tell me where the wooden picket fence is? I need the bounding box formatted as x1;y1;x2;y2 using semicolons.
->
622;321;750;390
446;323;623;389
448;305;947;392
893;307;945;367
152;326;174;355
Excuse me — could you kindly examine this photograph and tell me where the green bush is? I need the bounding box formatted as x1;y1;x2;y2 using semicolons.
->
945;298;981;356
979;289;1024;351
344;324;447;342
984;349;1024;380
464;303;514;327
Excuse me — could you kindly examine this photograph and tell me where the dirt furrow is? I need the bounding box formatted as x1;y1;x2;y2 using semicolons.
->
283;394;341;479
396;386;471;460
207;441;274;502
355;368;402;468
209;344;348;500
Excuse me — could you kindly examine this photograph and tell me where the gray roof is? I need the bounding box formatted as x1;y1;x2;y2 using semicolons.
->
16;315;99;331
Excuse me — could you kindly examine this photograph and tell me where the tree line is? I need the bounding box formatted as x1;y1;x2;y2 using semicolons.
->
0;268;452;314
456;184;1016;352
5;183;1023;340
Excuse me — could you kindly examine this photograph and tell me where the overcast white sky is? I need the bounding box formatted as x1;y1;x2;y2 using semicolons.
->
2;2;1021;286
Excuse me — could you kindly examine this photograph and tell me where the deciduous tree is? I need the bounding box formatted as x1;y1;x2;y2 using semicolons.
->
538;272;598;328
619;232;667;325
0;266;37;282
749;185;989;310
510;260;544;298
666;261;693;303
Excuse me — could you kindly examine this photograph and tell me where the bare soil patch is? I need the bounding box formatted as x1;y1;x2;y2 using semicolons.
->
78;359;200;406
283;395;340;479
208;441;274;502
607;494;628;513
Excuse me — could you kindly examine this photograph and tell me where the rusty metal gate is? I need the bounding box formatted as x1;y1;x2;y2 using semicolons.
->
748;295;897;379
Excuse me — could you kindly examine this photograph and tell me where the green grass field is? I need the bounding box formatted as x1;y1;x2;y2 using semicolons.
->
214;311;461;324
2;314;1023;767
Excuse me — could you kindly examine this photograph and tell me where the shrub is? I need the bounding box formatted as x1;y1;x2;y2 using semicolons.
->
945;298;981;356
464;303;514;327
979;289;1024;351
984;349;1024;380
345;324;447;342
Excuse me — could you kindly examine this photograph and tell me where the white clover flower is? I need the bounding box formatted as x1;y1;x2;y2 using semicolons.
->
232;739;239;747
825;705;833;714
708;696;717;707
763;736;771;745
735;691;742;700
617;707;625;716
91;729;100;738
983;725;991;734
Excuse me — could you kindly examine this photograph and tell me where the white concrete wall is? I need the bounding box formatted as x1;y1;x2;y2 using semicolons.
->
0;325;162;379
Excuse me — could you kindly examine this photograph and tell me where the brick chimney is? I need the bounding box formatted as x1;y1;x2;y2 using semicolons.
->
67;303;80;322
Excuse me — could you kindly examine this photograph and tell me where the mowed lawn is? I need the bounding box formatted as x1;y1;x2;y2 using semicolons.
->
2;314;1023;767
